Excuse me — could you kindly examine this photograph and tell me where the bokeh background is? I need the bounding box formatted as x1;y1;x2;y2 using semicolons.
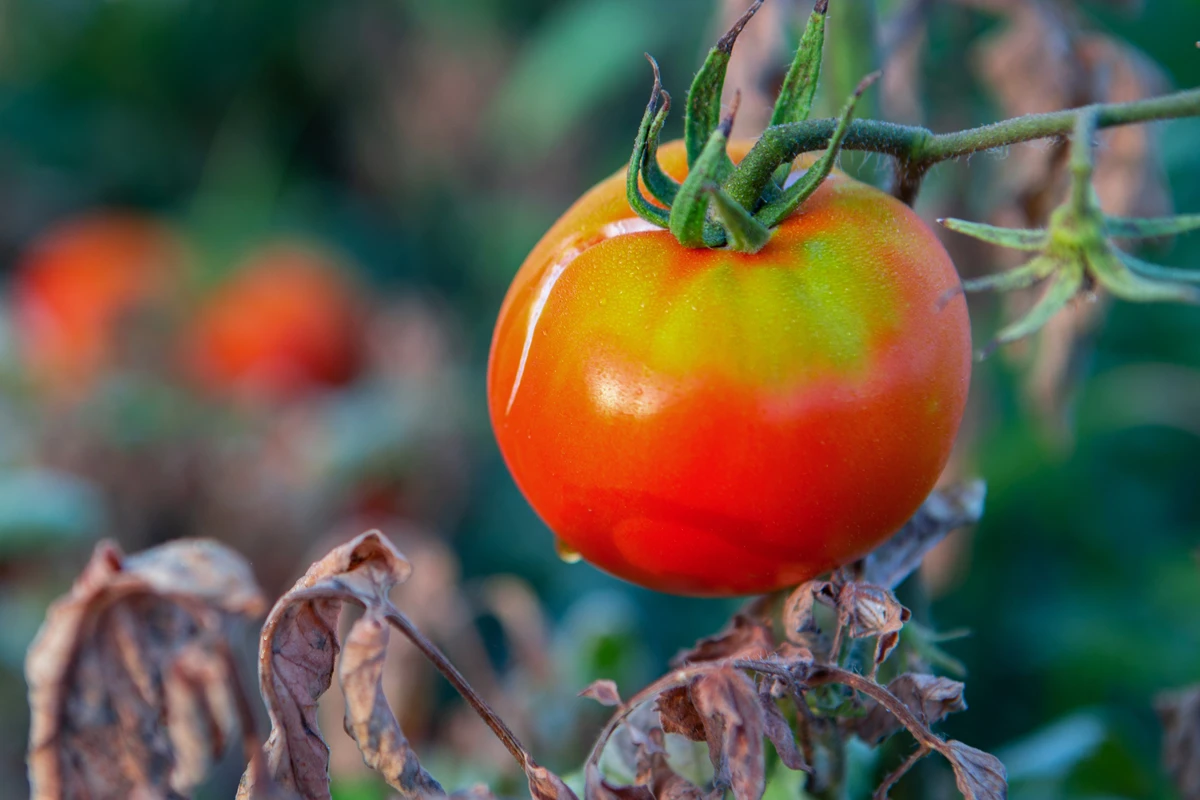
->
1;0;1199;797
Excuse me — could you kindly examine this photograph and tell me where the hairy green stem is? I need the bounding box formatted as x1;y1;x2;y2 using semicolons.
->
725;87;1200;208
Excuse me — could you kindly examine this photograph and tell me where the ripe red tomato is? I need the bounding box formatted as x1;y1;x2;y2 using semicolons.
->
184;243;363;402
11;212;183;397
488;140;971;596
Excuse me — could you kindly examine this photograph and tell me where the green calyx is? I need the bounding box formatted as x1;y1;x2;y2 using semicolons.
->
627;0;873;254
942;111;1200;357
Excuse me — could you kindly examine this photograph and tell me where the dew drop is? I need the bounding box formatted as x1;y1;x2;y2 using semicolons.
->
556;540;583;564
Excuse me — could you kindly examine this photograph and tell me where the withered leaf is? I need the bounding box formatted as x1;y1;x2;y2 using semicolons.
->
630;726;670;785
944;740;1008;800
782;580;834;643
1156;684;1200;799
658;685;707;742
672;613;775;666
239;530;438;800
526;758;580;800
836;583;911;640
853;674;966;745
340;611;444;798
580;679;623;708
691;668;766;800
858;483;987;589
757;682;807;773
774;642;815;668
873;631;902;674
26;539;267;800
584;763;654;800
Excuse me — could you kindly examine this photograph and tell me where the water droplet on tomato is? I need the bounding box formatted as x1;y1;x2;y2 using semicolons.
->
556;540;582;563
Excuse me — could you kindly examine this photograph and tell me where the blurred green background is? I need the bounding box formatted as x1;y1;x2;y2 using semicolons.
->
1;0;1199;798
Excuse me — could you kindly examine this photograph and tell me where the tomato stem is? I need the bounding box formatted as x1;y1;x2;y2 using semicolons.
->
754;71;879;230
704;181;771;252
626;56;672;228
769;0;828;130
684;0;762;169
941;108;1200;354
670;92;741;248
628;0;1200;258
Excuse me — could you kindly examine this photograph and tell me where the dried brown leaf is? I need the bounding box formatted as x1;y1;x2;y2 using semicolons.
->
629;726;669;784
527;758;580;800
657;686;707;743
584;763;655;800
580;680;623;708
240;530;432;800
691;668;766;800
26;539;267;800
757;682;808;773
774;642;815;667
858;482;987;589
782;580;834;643
340;611;444;798
853;674;966;745
944;740;1008;799
873;631;902;674
1157;684;1200;799
672;613;775;666
837;584;911;640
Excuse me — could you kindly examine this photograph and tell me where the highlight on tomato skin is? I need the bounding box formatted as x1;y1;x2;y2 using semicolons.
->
487;140;972;597
10;211;185;399
182;242;366;404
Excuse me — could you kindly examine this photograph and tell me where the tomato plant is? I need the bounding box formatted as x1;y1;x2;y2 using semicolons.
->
11;212;183;398
183;243;363;402
488;139;971;596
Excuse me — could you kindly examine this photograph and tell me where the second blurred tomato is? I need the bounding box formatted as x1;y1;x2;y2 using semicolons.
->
183;243;364;403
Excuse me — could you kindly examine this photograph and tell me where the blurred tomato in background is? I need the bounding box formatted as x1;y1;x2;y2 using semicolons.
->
184;241;364;403
11;212;184;399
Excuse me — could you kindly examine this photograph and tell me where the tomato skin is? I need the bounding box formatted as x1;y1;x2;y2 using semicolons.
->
487;140;971;597
11;212;183;397
184;243;363;402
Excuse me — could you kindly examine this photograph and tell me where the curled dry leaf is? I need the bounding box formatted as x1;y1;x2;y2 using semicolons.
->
782;580;836;644
580;680;624;708
26;539;267;800
1156;684;1200;799
690;668;766;800
585;762;654;800
873;631;902;675
672;613;775;666
836;583;910;641
857;482;987;589
589;709;704;800
757;681;808;773
657;686;707;743
340;611;445;798
239;530;441;800
853;674;967;745
944;740;1008;800
527;758;580;800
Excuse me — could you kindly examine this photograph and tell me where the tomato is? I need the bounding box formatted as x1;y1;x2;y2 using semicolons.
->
11;212;183;397
184;243;363;402
487;140;971;596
